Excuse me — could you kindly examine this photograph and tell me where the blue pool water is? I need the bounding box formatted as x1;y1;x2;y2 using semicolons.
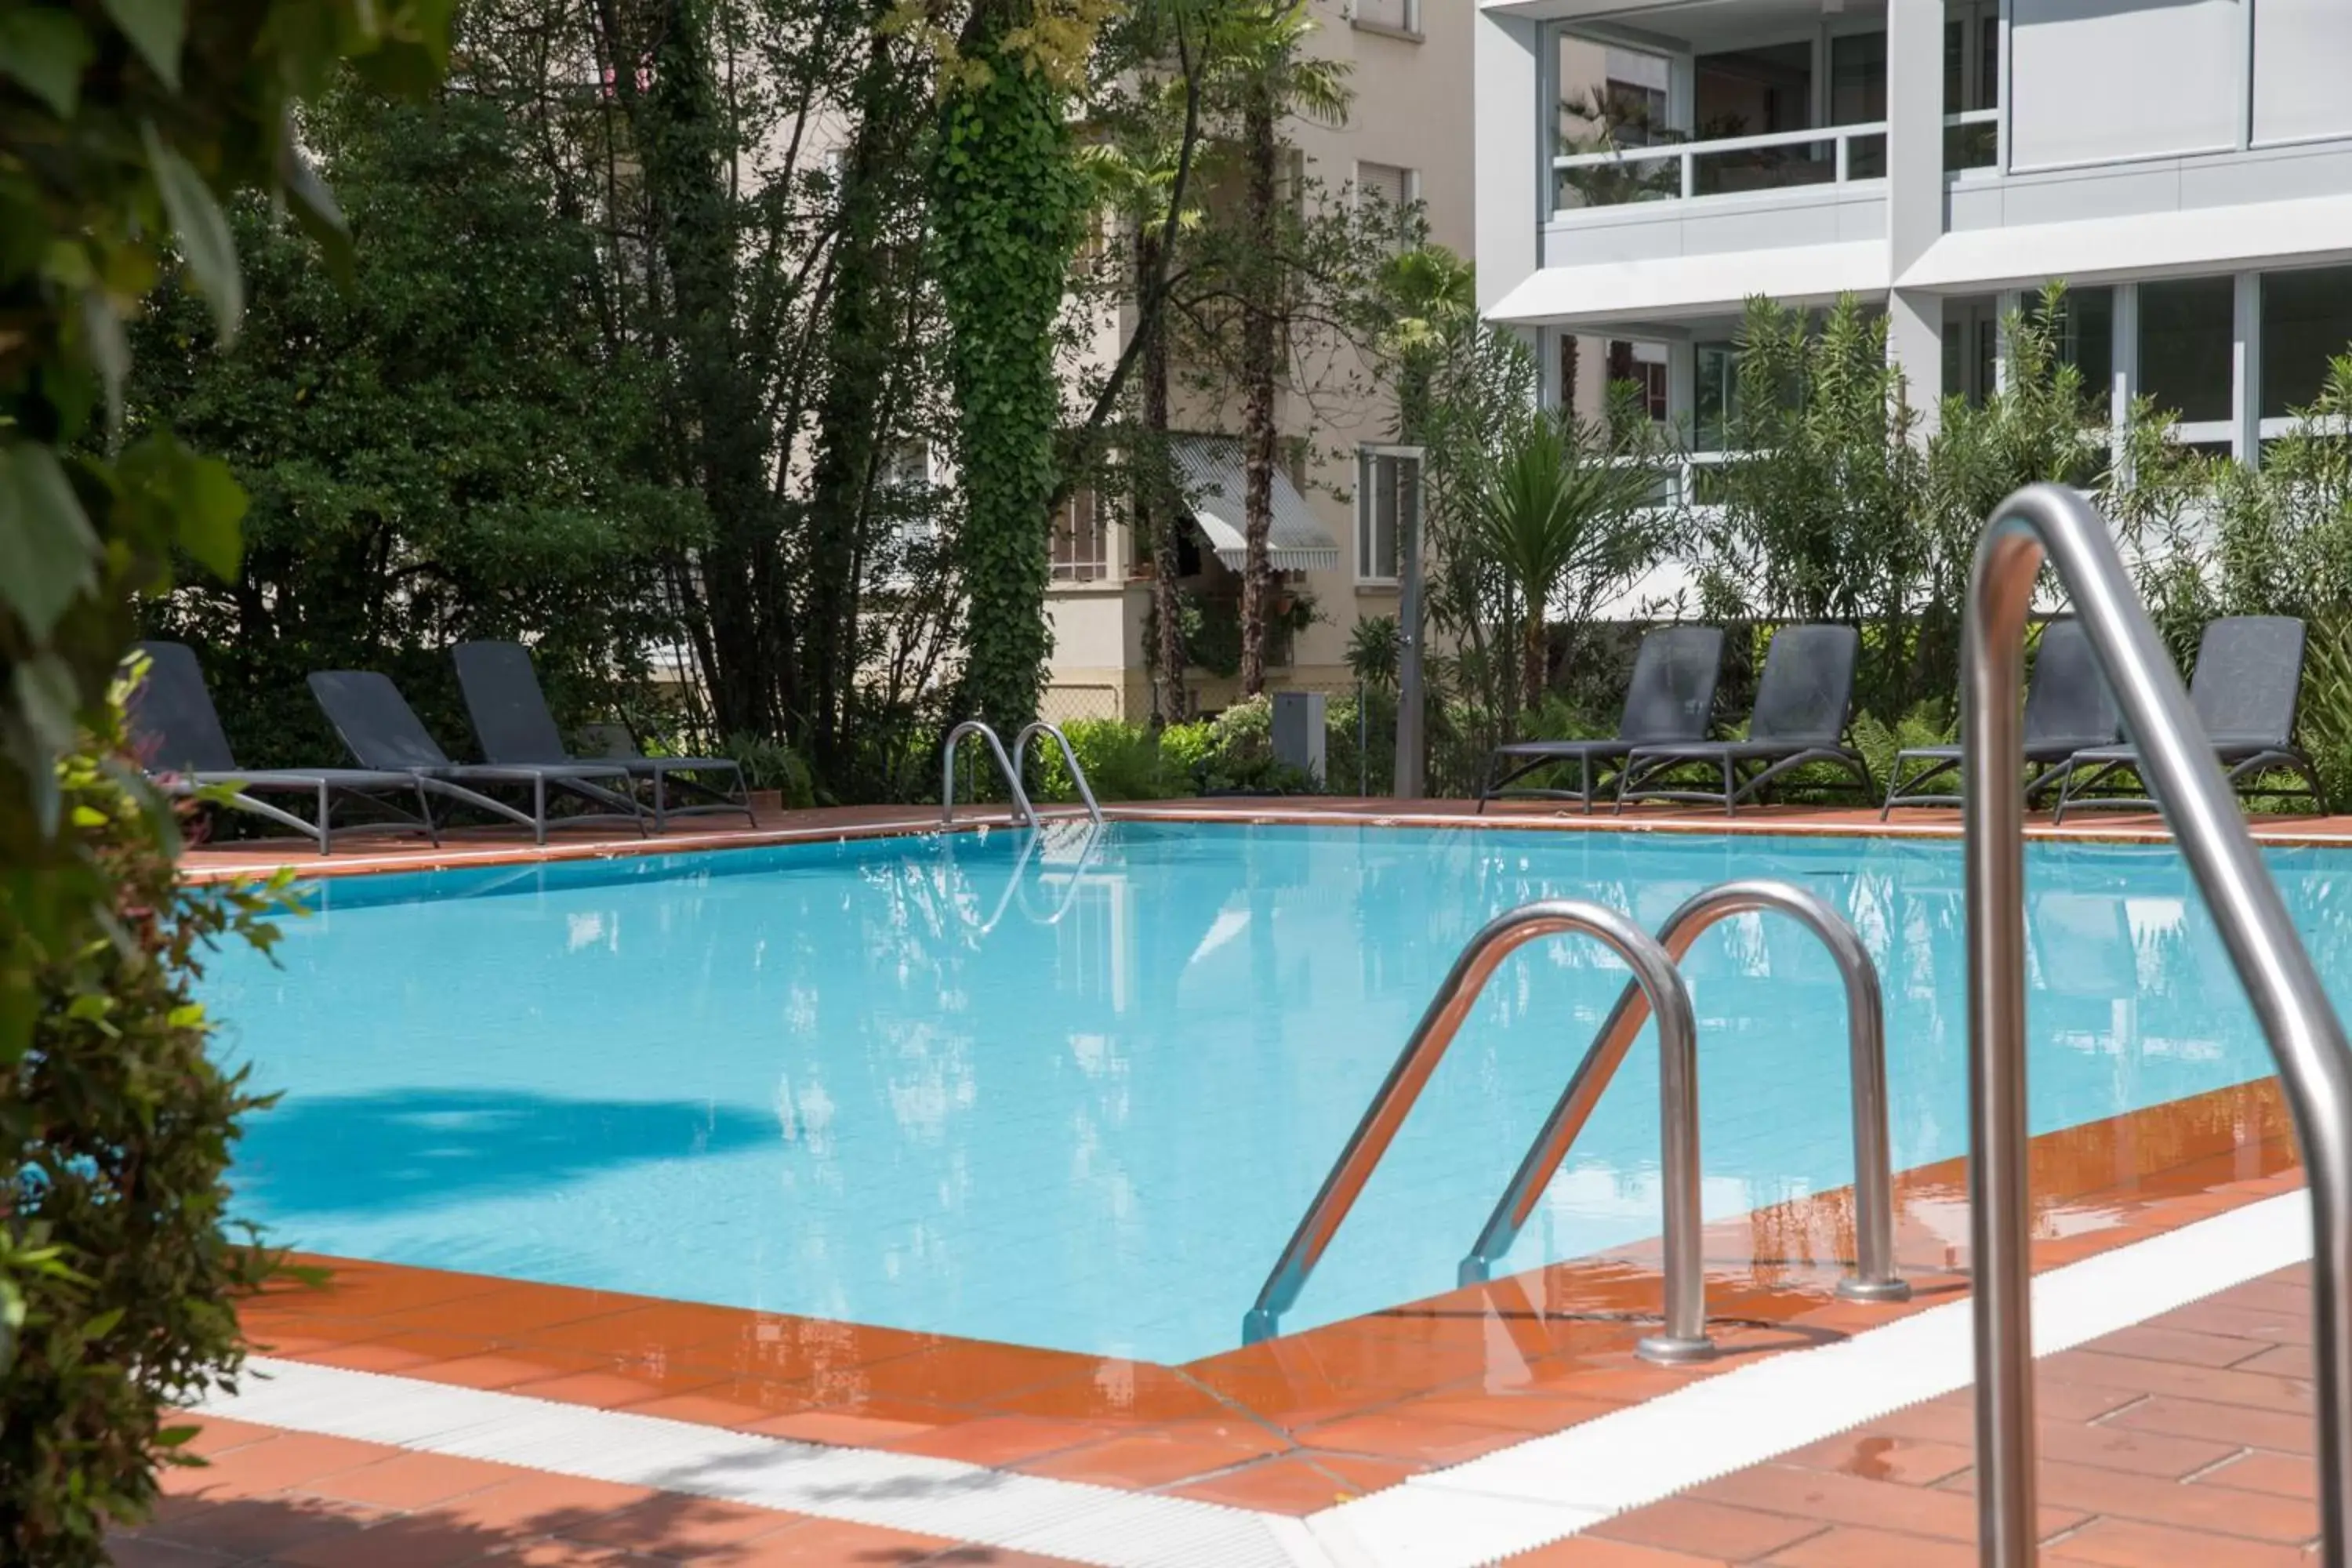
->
198;822;2346;1363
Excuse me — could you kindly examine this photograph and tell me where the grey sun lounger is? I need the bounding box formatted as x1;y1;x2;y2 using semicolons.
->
308;670;647;846
1617;623;1873;815
1477;626;1724;814
1880;617;2119;818
2054;615;2328;822
124;641;442;855
453;641;755;830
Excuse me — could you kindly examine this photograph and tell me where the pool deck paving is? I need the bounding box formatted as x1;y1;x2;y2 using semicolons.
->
154;797;2342;1563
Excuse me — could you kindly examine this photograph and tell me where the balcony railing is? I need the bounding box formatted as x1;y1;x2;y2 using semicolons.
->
1551;111;2000;215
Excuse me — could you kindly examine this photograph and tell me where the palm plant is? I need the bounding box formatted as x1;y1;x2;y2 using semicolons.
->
1472;400;1674;713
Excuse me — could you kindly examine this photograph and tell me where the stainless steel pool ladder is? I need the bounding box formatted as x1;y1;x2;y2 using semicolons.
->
939;720;1102;829
1963;486;2352;1566
1241;881;1907;1358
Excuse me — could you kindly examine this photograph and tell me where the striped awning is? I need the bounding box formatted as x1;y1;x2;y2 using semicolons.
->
1171;436;1340;572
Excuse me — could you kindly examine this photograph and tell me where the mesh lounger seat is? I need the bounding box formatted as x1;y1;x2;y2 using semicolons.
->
2054;615;2327;822
308;670;647;846
124;641;444;855
1880;617;2119;818
1617;623;1873;816
453;641;755;831
1477;626;1724;815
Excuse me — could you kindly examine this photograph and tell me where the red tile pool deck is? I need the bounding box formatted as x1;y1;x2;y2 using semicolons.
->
154;800;2340;1563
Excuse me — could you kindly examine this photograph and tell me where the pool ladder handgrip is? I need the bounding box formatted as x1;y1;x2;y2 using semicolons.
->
1242;880;1907;1365
1963;485;2352;1566
940;720;1102;829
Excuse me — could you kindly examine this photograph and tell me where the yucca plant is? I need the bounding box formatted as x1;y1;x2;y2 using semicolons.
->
1471;395;1673;714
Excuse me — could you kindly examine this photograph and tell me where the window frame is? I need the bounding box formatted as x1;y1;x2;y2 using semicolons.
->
1356;444;1424;586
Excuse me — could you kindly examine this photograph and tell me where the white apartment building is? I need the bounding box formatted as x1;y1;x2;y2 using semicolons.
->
1475;0;2352;466
1040;0;1471;722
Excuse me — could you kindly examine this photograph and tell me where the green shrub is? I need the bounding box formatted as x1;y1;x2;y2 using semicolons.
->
4;720;289;1565
1030;719;1181;802
1159;718;1216;779
722;733;818;809
1849;702;1956;793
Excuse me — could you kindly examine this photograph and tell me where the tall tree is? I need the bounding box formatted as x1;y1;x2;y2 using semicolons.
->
1215;2;1348;693
929;0;1094;734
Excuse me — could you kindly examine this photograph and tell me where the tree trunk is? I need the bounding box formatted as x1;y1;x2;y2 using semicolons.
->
1237;83;1279;699
800;14;920;773
1139;227;1188;723
1523;608;1548;715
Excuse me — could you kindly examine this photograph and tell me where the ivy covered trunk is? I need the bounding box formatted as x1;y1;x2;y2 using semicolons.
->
1139;227;1189;723
935;2;1083;735
1237;82;1281;698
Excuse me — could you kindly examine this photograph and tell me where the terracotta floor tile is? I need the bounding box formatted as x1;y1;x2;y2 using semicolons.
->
2192;1449;2319;1501
1766;1526;1984;1568
1778;1432;1974;1486
163;1432;401;1497
2230;1342;2314;1378
1692;1464;2081;1544
142;1494;386;1558
1164;1451;1419;1512
2045;1516;2316;1567
176;1415;284;1459
2100;1395;2316;1456
402;1350;606;1392
988;1360;1233;1422
100;1537;244;1568
1588;1497;1827;1559
880;1414;1116;1467
1016;1428;1277;1488
281;1515;517;1567
509;1369;730;1412
2034;1421;2243;1481
296;1449;515;1510
1290;1410;1530;1464
2045;1351;2314;1414
2092;1323;2282;1370
434;1473;662;1535
1382;1389;1625;1435
374;1283;642;1340
713;1516;958;1565
252;1257;510;1320
2154;1301;2310;1346
568;1496;811;1555
1940;1456;2318;1543
828;1341;1097;1409
1505;1534;1738;1566
741;1407;949;1447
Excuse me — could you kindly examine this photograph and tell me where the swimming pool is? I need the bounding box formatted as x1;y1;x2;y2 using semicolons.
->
198;822;2337;1363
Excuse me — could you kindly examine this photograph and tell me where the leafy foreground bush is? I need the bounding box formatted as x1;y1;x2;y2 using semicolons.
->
2;724;288;1565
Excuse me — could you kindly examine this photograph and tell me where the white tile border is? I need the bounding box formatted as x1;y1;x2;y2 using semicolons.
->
195;1190;2314;1568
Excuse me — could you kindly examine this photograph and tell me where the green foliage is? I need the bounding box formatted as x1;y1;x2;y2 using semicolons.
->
1472;390;1675;714
1346;615;1401;691
3;699;290;1565
2;6;445;1548
722;732;818;809
0;0;452;1010
130;85;700;767
1849;702;1956;792
935;9;1088;735
1029;717;1184;801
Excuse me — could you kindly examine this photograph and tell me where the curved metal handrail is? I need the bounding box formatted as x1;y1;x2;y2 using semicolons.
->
1242;899;1714;1363
940;720;1038;829
1459;880;1909;1305
1013;720;1103;824
1965;485;2352;1565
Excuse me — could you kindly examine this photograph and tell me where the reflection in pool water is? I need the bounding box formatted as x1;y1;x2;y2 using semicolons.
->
199;822;2342;1362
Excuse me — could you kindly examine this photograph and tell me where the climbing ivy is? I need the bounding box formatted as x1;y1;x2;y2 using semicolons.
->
931;3;1088;733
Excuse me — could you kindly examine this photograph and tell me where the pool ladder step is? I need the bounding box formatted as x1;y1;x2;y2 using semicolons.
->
941;719;1102;829
1241;879;1909;1359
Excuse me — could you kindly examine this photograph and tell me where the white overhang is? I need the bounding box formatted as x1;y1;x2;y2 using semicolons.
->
1486;240;1889;328
1171;436;1339;573
1900;193;2352;293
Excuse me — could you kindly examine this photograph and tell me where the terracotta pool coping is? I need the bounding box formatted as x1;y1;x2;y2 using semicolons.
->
236;1077;2303;1517
173;796;2352;889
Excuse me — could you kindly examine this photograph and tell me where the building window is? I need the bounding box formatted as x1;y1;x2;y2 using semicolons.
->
1695;341;1737;452
2138;277;2235;426
2261;265;2352;420
1357;447;1421;583
1051;488;1109;583
1352;0;1417;33
2057;286;2115;401
1605;339;1668;423
1355;161;1416;248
